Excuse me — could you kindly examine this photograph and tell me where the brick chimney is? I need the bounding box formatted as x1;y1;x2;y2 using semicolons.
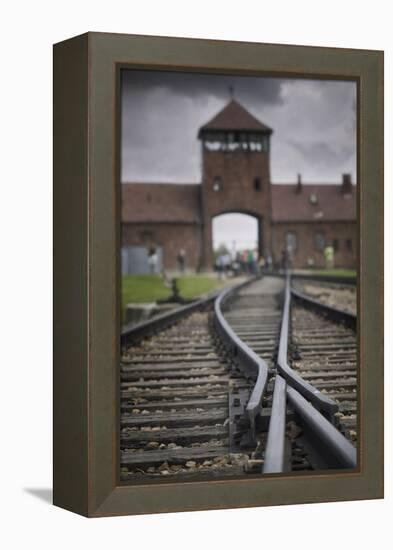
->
342;173;352;194
296;173;302;193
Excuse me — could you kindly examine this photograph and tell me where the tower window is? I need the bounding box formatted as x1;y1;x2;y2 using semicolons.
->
346;239;353;251
213;177;222;192
254;177;262;191
333;239;339;251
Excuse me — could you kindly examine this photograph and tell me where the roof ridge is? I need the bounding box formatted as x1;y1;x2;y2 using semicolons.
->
271;183;356;223
122;181;201;186
272;182;357;187
198;99;272;135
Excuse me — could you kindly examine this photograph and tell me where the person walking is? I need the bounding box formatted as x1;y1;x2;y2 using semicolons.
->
217;253;226;280
247;249;254;274
280;249;287;271
241;250;248;273
148;246;158;275
266;252;273;271
177;249;186;273
324;244;334;269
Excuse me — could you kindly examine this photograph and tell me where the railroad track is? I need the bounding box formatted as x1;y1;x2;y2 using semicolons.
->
120;275;357;482
120;288;257;481
292;279;356;316
290;301;357;442
263;276;357;473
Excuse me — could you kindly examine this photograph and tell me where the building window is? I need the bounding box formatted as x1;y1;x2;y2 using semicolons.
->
333;239;339;251
254;177;262;191
213;176;222;192
315;232;326;251
346;239;353;251
285;232;297;252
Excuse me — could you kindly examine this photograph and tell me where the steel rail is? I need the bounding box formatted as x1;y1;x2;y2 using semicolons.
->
291;288;356;330
291;273;357;286
263;374;287;474
263;272;356;473
277;274;339;416
287;386;357;469
266;271;356;286
214;279;269;442
121;292;219;347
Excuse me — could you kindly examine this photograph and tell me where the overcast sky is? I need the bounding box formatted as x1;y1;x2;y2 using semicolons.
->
121;69;357;184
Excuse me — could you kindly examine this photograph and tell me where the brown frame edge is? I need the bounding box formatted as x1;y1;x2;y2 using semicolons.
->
53;33;89;516
53;32;384;517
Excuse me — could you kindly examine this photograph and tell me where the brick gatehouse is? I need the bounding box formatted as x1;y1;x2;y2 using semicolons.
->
121;99;356;273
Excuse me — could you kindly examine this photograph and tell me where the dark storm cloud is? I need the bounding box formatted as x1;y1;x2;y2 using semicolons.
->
288;140;355;170
121;70;356;183
121;70;283;183
121;69;283;104
270;79;357;182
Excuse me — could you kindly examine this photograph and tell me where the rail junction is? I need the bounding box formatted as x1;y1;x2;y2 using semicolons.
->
120;273;357;482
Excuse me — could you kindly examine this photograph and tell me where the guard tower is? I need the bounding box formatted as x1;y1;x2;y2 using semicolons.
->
198;99;273;268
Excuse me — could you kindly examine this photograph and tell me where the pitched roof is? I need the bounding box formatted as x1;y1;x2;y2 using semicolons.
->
198;100;273;136
271;184;356;223
122;183;201;224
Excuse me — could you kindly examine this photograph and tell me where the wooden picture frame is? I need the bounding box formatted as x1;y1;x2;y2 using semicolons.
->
53;32;383;517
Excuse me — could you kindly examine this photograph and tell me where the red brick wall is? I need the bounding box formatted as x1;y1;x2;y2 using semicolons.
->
122;183;200;224
271;221;357;269
201;147;272;266
122;222;202;271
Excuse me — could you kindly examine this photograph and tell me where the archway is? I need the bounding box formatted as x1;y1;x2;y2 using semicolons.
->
211;212;261;271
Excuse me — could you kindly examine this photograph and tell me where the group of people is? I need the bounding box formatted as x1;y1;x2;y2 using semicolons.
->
215;248;273;279
149;244;270;279
148;242;336;277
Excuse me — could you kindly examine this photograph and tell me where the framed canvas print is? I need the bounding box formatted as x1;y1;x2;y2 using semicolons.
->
53;32;383;517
